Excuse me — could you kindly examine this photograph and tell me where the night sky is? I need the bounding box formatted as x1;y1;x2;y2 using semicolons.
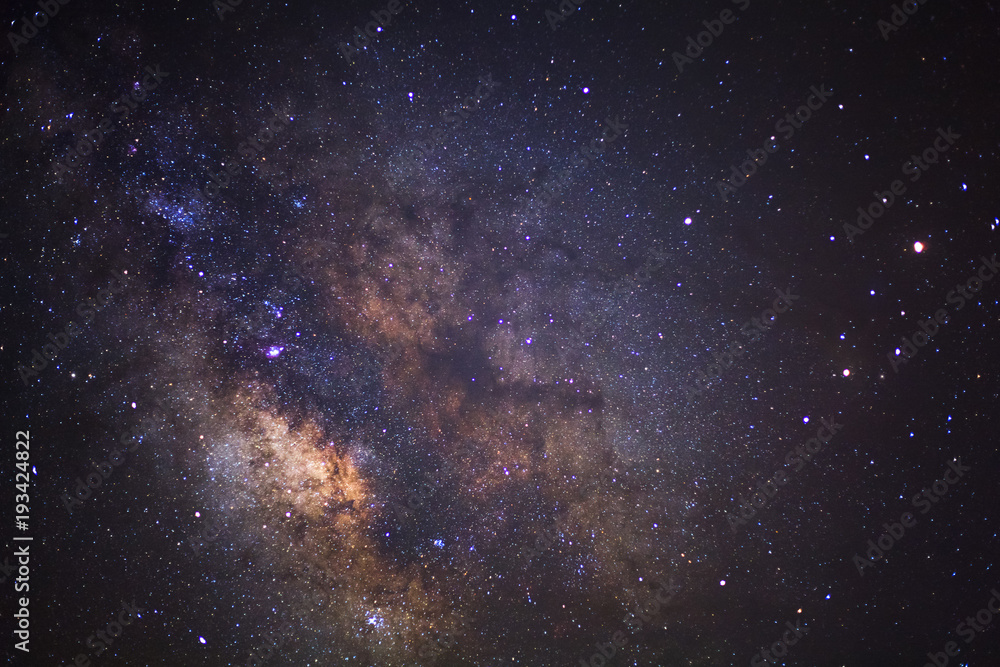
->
2;0;1000;665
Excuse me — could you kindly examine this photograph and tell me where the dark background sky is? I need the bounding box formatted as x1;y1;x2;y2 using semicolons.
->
2;0;999;665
